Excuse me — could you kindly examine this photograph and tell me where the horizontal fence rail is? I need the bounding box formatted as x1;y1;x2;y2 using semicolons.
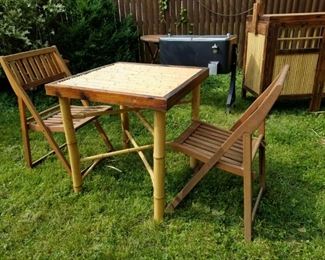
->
115;0;325;66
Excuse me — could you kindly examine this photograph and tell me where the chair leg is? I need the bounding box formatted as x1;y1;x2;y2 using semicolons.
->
243;169;253;242
93;119;114;151
42;132;71;174
259;145;266;190
18;98;32;167
165;163;209;212
243;132;252;241
120;105;130;148
242;87;247;99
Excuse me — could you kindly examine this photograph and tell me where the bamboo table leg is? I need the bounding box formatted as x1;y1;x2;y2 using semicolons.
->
59;97;82;192
120;105;130;148
190;84;201;168
153;111;166;222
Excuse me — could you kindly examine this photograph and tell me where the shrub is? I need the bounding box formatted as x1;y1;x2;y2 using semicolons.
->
0;0;65;81
0;0;138;80
0;0;65;55
53;0;139;73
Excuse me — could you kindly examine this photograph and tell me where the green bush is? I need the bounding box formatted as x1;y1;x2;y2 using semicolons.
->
0;0;138;78
0;0;65;55
0;0;65;81
53;0;139;73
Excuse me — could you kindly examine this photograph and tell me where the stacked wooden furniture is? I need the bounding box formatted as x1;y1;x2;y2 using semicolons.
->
243;1;325;111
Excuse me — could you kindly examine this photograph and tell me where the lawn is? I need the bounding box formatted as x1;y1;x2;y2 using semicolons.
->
0;73;324;259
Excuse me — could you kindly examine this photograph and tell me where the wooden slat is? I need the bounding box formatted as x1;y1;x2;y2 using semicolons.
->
3;46;56;62
147;0;153;34
193;0;199;34
174;142;243;174
9;62;24;85
21;58;36;81
117;0;325;66
28;57;42;80
204;0;210;34
185;137;243;163
46;53;59;74
119;0;125;18
223;0;229;34
30;105;111;132
15;60;30;84
187;0;193;34
176;0;181;34
22;73;66;90
191;132;243;153
184;140;242;166
169;0;176;34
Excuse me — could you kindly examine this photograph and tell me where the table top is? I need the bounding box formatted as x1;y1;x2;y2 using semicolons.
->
140;35;166;44
45;62;209;111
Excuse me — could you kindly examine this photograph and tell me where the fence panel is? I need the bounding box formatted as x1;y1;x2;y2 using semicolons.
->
115;0;325;66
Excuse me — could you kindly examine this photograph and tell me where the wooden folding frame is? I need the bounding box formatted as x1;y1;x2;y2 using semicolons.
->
0;46;113;174
166;65;289;241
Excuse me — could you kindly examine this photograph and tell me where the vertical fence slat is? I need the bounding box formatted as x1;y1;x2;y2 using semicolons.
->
187;0;194;34
229;0;234;34
205;0;211;34
216;0;223;34
146;0;153;34
119;0;125;18
175;0;181;34
170;0;176;34
198;0;204;34
312;0;318;12
124;0;130;17
211;0;216;34
234;0;240;40
320;0;325;11
221;0;225;34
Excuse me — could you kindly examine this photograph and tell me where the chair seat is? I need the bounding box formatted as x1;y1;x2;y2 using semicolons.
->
171;121;259;176
29;105;112;132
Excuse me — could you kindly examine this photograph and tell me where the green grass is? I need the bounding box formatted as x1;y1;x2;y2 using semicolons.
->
0;73;324;259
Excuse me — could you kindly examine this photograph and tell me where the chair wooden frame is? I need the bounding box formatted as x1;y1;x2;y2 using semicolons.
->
166;65;289;241
0;46;113;174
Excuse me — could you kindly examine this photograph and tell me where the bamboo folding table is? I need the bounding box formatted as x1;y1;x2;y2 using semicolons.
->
45;62;208;221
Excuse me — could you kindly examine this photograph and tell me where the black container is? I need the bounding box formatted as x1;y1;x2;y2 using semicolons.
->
159;35;237;74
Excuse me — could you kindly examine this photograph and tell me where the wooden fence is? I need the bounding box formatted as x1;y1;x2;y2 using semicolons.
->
115;0;325;65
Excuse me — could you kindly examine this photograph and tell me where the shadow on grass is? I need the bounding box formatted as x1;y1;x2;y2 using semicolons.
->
165;153;322;242
163;74;323;242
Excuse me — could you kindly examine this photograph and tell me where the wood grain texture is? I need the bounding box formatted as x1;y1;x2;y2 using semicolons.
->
168;66;289;241
244;11;325;109
0;46;114;175
46;62;209;111
244;33;266;94
114;0;325;65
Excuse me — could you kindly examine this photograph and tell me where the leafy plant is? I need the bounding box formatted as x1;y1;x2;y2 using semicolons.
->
0;0;65;55
159;0;169;22
0;0;65;80
175;8;193;34
52;0;138;73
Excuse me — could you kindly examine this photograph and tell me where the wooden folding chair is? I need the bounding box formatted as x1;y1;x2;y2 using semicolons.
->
0;46;114;174
166;65;289;241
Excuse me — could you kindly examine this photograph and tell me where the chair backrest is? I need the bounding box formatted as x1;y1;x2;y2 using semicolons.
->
0;46;71;92
0;46;72;131
233;65;289;135
200;65;289;172
220;65;289;152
